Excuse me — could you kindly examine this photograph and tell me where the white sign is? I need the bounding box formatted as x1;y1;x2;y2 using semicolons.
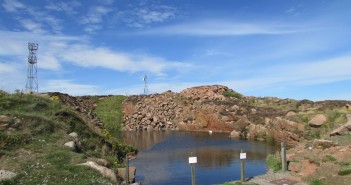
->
189;157;197;164
240;153;246;160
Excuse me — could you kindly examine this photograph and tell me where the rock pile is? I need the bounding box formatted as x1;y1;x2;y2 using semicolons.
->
123;91;183;131
180;85;238;101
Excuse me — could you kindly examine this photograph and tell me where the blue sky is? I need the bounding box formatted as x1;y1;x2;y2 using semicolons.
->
0;0;351;100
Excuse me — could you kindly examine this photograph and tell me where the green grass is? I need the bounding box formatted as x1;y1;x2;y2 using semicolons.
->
93;95;126;137
0;92;136;184
338;169;351;176
309;178;326;185
323;155;337;163
266;153;282;172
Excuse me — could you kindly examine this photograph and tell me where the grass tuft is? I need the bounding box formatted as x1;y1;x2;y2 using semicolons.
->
266;152;282;172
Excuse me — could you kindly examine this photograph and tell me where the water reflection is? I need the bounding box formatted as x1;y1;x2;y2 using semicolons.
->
119;131;277;185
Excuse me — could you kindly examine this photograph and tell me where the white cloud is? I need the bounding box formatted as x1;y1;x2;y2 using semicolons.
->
61;44;183;74
0;62;16;74
2;0;24;12
18;19;46;34
0;61;25;92
140;20;309;36
41;80;98;96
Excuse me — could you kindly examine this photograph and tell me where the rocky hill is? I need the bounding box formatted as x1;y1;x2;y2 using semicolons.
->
122;85;351;146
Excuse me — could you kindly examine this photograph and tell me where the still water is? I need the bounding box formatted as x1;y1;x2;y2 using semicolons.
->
119;131;277;185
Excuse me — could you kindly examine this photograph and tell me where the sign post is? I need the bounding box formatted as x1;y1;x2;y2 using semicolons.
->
281;142;287;171
189;155;197;185
240;149;246;182
125;153;129;185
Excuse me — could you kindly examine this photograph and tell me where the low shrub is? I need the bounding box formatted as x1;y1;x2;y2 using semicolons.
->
223;91;242;99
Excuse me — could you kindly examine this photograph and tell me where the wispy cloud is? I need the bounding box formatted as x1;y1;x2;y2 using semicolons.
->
81;6;112;32
18;19;46;34
140;20;309;36
115;4;177;28
219;55;351;94
45;1;81;14
2;0;24;12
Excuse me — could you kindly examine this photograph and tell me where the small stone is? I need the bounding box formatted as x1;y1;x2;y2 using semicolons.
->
69;132;78;138
64;141;76;150
97;159;109;167
0;170;17;181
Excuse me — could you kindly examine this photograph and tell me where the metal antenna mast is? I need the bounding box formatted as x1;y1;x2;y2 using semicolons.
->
143;75;148;95
26;43;39;93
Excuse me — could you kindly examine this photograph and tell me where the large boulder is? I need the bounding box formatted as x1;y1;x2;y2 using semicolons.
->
229;130;241;138
309;114;327;127
79;161;117;183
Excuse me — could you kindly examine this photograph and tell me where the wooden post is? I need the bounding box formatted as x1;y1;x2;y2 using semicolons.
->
191;163;196;185
189;153;197;185
240;149;245;182
125;154;129;185
281;142;287;171
115;168;121;185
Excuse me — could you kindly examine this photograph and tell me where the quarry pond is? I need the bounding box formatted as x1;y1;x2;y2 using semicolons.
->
119;131;277;185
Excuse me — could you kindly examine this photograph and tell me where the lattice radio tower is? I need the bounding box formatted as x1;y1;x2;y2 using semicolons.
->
143;75;148;95
26;43;39;93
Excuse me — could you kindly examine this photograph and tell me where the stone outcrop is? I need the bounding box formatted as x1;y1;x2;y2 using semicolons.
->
122;85;309;145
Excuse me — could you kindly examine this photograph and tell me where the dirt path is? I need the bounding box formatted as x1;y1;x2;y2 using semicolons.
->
231;170;307;185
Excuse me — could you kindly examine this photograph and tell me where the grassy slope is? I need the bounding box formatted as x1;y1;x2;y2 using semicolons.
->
0;92;134;185
93;95;125;137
